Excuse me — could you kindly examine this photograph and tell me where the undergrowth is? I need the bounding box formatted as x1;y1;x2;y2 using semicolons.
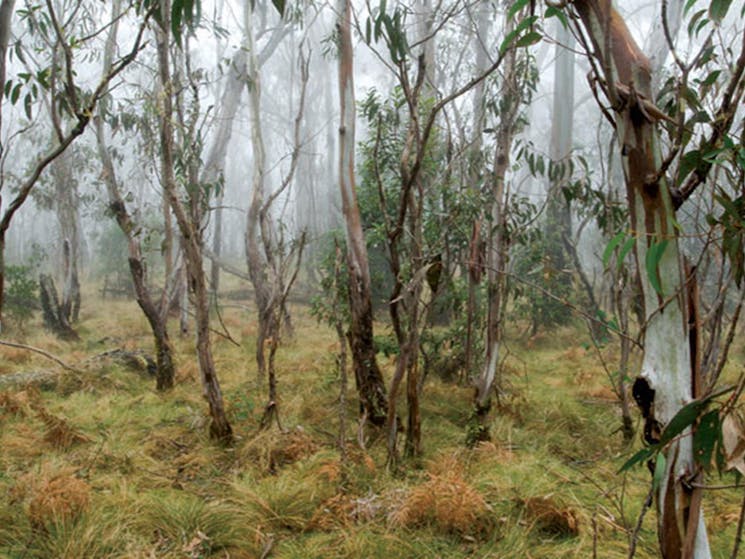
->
0;287;742;558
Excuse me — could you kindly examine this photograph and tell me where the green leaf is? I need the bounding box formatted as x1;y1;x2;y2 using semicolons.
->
658;399;707;447
602;231;626;269
652;453;667;492
677;149;702;186
693;410;720;470
515;31;542;48
619;446;656;473
10;82;21;104
684;0;699;15
617;237;636;272
23;93;32;120
499;16;538;54
644;239;669;296
709;0;733;22
171;0;183;43
545;6;569;29
507;0;530;21
687;9;708;37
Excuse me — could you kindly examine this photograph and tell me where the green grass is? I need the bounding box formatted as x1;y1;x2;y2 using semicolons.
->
0;291;742;558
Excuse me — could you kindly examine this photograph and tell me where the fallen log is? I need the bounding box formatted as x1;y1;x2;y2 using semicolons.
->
0;370;60;390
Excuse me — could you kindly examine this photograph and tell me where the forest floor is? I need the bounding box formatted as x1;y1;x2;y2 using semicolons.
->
0;284;743;558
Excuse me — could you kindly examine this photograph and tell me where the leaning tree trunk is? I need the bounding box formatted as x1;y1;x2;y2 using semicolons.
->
337;0;388;427
95;0;175;391
156;0;232;442
573;2;709;556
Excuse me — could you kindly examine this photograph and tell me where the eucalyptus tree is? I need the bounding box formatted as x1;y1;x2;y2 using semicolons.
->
0;0;153;331
556;0;745;556
541;16;574;329
472;5;535;442
95;0;177;390
463;0;491;377
0;0;14;157
337;0;389;428
361;0;529;463
243;0;309;428
154;0;232;442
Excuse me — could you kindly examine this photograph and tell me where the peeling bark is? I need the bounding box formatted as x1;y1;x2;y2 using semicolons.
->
337;0;388;427
573;2;710;556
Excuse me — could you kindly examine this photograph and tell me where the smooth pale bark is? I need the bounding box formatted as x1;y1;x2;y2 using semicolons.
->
337;0;388;427
0;1;146;330
542;18;574;330
203;25;287;297
573;2;709;557
0;0;16;159
204;52;244;298
547;18;574;217
244;1;274;380
464;1;491;377
51;152;81;323
156;0;232;442
473;16;519;438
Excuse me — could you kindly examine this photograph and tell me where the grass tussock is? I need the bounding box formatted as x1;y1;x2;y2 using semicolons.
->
137;491;260;557
33;404;91;449
11;464;90;529
0;388;38;416
518;494;580;538
239;426;320;473
1;289;743;558
390;454;494;537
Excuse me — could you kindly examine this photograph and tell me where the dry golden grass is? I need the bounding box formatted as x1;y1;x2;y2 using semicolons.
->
11;465;90;529
0;345;32;364
308;493;358;531
518;494;580;537
0;287;743;559
33;404;91;450
238;427;320;473
0;388;38;416
390;454;493;536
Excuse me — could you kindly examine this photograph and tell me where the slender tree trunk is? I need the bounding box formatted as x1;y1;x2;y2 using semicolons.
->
51;152;81;323
156;0;231;442
337;0;388;426
95;0;175;390
202;50;246;300
542;18;574;329
573;2;709;556
614;271;634;441
472;14;520;441
243;1;274;381
0;0;13;331
464;1;491;379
